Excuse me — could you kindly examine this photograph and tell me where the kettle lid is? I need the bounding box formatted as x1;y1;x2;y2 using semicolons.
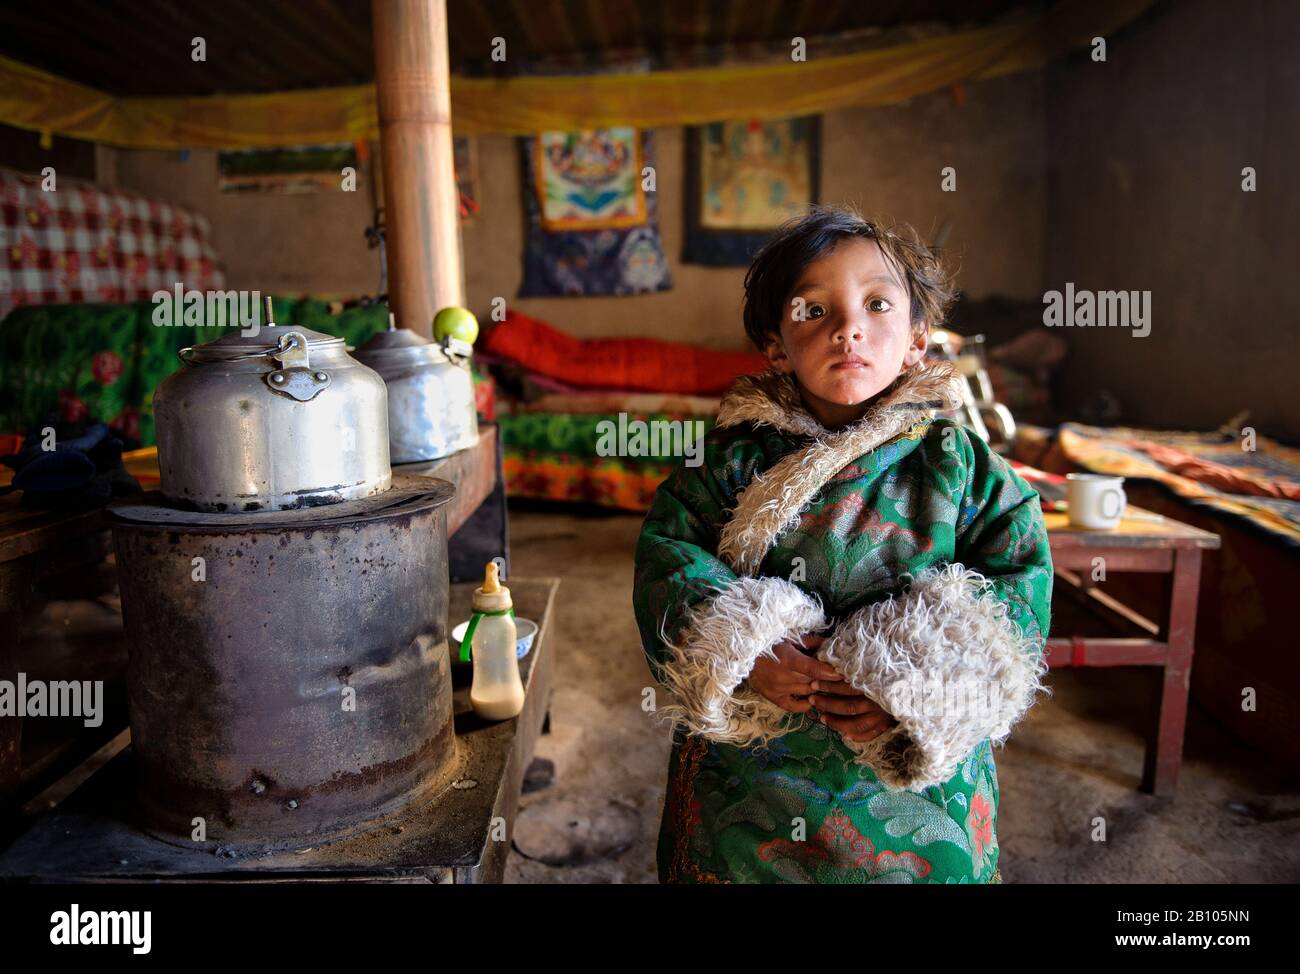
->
180;324;346;365
354;314;449;365
180;295;345;360
201;324;343;348
357;326;432;351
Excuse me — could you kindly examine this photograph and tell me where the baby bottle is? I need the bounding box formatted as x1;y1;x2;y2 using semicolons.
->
467;562;526;720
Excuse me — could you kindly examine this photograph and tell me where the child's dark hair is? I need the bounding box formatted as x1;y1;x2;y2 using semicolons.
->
742;205;957;351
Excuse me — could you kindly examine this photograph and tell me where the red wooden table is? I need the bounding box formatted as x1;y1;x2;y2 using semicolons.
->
1045;504;1221;796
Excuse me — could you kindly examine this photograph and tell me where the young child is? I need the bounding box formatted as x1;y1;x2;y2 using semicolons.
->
633;206;1052;884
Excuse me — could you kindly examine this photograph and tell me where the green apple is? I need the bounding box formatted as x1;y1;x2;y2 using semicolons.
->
433;306;479;345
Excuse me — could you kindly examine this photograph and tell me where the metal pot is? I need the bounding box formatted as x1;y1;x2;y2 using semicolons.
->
108;478;458;849
154;320;392;512
353;320;479;463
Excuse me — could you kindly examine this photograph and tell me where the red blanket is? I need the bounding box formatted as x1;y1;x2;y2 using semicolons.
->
481;309;767;395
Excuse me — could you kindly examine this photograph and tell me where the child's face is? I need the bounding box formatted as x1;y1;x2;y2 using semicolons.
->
763;237;928;429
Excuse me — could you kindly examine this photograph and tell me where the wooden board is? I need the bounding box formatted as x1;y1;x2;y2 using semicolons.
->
1045;505;1221;549
396;425;498;539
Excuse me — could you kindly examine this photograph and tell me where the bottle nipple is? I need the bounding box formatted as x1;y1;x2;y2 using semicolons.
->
473;560;511;612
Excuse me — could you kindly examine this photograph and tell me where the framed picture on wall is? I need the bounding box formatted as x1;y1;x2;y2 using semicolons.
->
217;143;358;193
683;115;821;266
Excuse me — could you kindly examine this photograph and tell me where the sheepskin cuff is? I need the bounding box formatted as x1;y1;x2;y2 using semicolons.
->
819;564;1049;792
657;576;826;746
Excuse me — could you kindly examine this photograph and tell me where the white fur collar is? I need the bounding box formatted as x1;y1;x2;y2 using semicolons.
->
714;360;964;575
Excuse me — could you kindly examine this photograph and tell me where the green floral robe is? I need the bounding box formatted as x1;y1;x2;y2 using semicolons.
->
632;366;1052;884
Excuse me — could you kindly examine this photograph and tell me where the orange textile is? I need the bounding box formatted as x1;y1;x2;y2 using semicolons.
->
481;310;767;395
1128;439;1300;501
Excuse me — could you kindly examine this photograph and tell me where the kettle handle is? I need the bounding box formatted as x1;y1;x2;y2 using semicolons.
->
176;345;286;366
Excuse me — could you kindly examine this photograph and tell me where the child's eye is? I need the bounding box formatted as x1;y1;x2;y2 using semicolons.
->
867;298;893;313
805;304;826;319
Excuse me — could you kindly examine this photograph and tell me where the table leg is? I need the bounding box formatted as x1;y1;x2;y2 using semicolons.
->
1141;548;1202;796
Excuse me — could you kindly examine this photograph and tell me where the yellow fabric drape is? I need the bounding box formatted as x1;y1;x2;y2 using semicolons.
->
0;56;379;150
0;0;1152;149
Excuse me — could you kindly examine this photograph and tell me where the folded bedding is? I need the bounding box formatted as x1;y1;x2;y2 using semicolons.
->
480;309;766;395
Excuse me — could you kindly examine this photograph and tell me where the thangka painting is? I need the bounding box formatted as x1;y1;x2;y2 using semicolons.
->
532;128;646;231
683;115;821;266
519;129;671;297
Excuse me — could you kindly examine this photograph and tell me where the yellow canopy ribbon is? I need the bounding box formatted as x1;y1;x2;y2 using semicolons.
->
0;0;1152;149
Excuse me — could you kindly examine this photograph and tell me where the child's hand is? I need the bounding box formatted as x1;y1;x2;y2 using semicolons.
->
811;682;898;743
746;634;844;715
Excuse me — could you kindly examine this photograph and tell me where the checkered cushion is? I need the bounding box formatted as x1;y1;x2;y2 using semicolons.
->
0;166;224;321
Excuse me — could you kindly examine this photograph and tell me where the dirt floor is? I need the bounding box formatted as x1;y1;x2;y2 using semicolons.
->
503;506;1300;884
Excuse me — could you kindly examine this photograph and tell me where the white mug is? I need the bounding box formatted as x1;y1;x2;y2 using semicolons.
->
1066;473;1127;530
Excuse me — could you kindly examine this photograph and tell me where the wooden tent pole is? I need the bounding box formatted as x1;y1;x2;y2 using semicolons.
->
371;0;462;337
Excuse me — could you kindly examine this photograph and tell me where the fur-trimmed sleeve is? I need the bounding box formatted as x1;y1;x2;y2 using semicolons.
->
818;428;1053;791
633;459;826;745
952;429;1054;658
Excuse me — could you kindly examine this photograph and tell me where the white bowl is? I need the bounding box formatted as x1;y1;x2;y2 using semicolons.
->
450;617;537;665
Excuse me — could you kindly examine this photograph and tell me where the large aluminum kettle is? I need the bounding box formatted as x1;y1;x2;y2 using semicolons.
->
153;307;392;512
353;316;479;464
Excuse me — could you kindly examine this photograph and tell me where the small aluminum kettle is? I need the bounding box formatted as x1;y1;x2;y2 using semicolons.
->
153;301;392;512
353;315;479;464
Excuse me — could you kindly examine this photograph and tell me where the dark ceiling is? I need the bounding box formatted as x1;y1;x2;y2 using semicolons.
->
0;0;1032;96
